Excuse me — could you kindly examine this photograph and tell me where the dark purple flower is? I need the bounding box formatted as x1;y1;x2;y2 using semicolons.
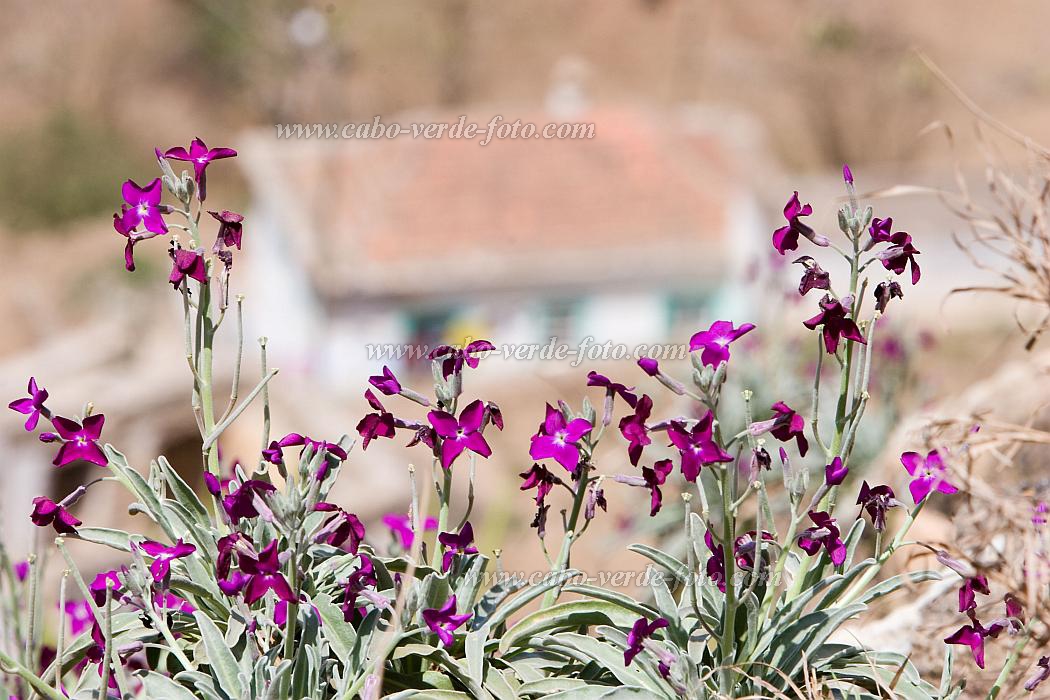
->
855;481;899;531
1024;656;1050;692
314;502;366;553
797;511;847;567
222;479;277;524
381;513;438;549
869;217;895;244
585;483;607;521
89;570;122;607
637;357;660;377
208;210;244;250
50;414;107;467
637;357;686;395
120;178;168;235
901;450;958;504
959;575;989;614
422;595;471;647
689;320;756;367
773;192;827;255
615;459;674;517
803;295;866;354
368;366;402;396
241;540;295;605
794;256;831;296
428;340;495;379
587;370;639;409
945;621;995;669
64;599;94;635
668;413;732;481
877;231;921;285
9;377;49;431
519;463;562;506
341;555;378;622
30;496;81;534
734;530;777;573
169;248;208;289
624;616;669;666
824;457;848;486
842;164;854;185
139;538;196;581
749;402;809;458
704;529;726;592
874;281;904;313
163;138;237;201
438;522;479;573
428;399;493;469
264;433;347;476
486;401;503;430
529;404;592;474
618;394;652;466
356;390;397;449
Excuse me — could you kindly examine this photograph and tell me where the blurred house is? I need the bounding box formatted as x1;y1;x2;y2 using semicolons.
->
236;102;768;390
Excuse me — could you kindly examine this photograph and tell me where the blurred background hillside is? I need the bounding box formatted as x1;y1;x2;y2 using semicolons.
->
3;1;1049;640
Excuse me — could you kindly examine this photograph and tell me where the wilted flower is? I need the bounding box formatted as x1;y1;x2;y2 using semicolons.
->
222;479;277;524
615;459;673;516
341;555;378;622
356;390;397;449
30;496;81;534
797;511;847;566
773;192;826;254
749;402;809;458
855;481;899;531
803;295;866;354
689;320;756;367
529;404;592;474
120;179;168;235
618;394;652;466
874;281;903;313
587;371;638;408
901;450;958;504
163;138;237;201
794;256;831;296
1024;656;1050;692
368;366;402;396
624;616;669;666
9;377;49;431
876;231;921;285
422;595;471;647
585;482;607;521
313;502;366;553
438;522;479;572
208;210;244;250
50;414;107;467
428;340;495;379
428;399;493;469
139;538;196;581
704;529;727;592
519;463;562;506
168;248;208;289
382;513;438;549
668;413;732;481
824;457;848;486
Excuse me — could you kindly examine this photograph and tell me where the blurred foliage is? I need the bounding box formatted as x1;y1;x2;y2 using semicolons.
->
0;111;139;232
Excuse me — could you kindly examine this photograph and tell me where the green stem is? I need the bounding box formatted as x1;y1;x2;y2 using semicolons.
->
987;634;1028;700
0;648;66;700
542;466;591;608
718;460;738;696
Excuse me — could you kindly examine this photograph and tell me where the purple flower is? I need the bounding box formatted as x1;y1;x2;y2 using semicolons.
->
585;483;607;521
803;295;866;354
120;178;168;235
794;256;831;296
14;560;29;582
30;496;81;534
113;205;143;271
1024;656;1050;692
773;192;826;255
9;377;49;431
422;595;471;647
208;210;244;250
797;511;847;567
624;616;669;666
529;404;593;474
901;450;958;504
667;413;732;481
749;402;809;458
139;538;196;581
616;459;674;517
874;281;904;313
368;366;402;396
618;394;652;466
869;217;895;244
241;540;295;605
842;164;854;185
313;503;366;553
341;555;378;622
428;399;493;469
428;340;495;380
519;463;562;506
637;357;660;377
89;570;122;606
945;620;996;669
263;433;347;476
169;248;208;289
50;414;107;467
381;513;438;549
877;231;921;285
824;457;848;486
587;371;639;408
222;479;277;524
704;529;726;592
855;481;899;531
155;592;196;615
163;138;237;201
438;522;480;573
356;390;397;449
958;575;989;613
64;599;93;635
689;320;756;367
734;530;777;573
